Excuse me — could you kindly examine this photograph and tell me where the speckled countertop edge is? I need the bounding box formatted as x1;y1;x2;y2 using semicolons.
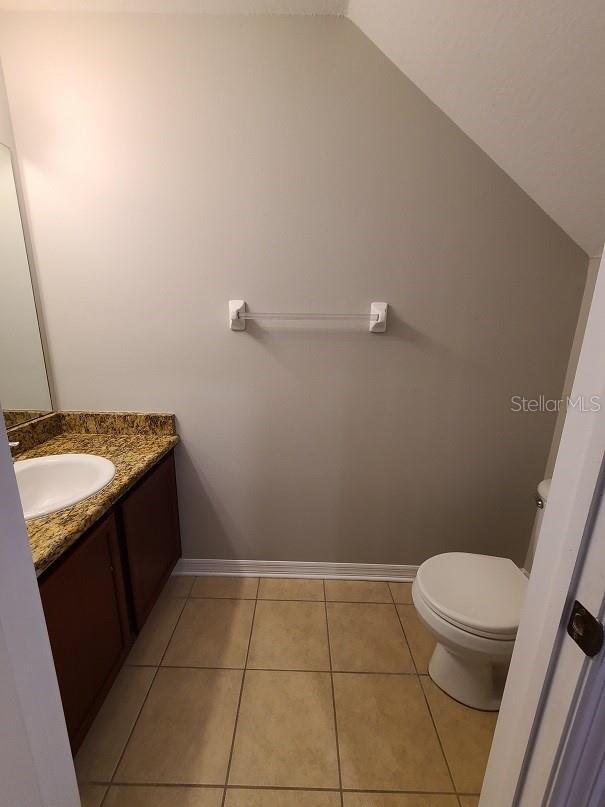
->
13;412;179;576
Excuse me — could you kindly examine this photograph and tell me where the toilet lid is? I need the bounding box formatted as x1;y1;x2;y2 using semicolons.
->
415;553;528;638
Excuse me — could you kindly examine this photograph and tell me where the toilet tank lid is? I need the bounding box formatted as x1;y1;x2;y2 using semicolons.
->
415;552;528;636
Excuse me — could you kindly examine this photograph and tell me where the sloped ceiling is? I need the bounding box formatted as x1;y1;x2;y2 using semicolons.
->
348;0;605;256
0;0;602;254
0;1;347;12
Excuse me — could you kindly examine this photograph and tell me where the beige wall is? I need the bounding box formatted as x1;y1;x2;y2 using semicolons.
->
0;14;588;565
545;254;602;476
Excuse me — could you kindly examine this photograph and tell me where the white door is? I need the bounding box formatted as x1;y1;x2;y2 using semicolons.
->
481;253;605;806
0;431;80;807
518;454;605;805
542;465;605;805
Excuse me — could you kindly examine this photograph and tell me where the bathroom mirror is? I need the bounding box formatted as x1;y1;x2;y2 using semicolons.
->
0;143;52;429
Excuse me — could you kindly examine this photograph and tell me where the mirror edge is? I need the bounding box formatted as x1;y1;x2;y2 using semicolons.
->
0;140;54;423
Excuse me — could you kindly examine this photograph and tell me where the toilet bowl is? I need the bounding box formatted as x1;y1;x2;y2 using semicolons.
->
412;552;528;711
412;480;550;710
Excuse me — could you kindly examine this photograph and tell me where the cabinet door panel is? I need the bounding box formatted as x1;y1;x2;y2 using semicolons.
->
121;451;181;628
39;512;129;749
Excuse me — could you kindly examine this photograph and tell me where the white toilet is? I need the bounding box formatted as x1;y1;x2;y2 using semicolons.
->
412;479;550;711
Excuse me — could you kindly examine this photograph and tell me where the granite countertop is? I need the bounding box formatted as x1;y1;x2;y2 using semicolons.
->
9;412;179;576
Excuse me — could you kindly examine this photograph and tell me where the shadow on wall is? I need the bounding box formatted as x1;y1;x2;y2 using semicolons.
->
174;441;243;561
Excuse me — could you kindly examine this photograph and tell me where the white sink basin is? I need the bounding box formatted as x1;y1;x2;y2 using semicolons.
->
14;453;116;520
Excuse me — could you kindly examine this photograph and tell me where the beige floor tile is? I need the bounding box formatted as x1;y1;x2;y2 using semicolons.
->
333;673;453;792
388;581;413;604
421;677;497;793
458;798;480;807
75;666;155;782
115;668;242;785
397;604;436;673
78;784;107;807
327;603;414;673
225;790;341;806
258;578;324;601
325;580;392;603
248;601;330;671
163;599;254;668
344;795;459;807
126;597;186;666
191;576;258;599
161;575;195;598
104;786;223;806
229;670;339;788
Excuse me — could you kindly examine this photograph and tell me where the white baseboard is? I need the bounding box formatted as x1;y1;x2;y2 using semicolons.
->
173;558;418;582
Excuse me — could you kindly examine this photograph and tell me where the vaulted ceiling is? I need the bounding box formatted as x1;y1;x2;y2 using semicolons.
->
347;1;605;257
0;0;603;254
0;1;347;11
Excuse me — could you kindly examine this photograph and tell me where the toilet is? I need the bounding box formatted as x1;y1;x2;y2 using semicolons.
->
412;479;550;711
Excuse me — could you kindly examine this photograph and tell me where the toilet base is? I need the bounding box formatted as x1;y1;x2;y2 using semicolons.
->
428;643;506;711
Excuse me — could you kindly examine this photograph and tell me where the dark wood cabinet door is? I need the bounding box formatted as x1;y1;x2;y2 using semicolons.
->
39;512;130;751
120;451;181;629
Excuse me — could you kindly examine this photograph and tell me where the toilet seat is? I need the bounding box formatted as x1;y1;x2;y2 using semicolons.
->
415;552;527;641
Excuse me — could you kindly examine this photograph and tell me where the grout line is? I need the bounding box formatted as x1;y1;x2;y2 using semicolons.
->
418;677;459;794
127;662;421;675
90;781;225;789
391;587;458;795
88;780;467;795
103;596;190;794
189;596;258;601
389;586;416;673
343;787;468;807
189;597;394;604
97;784;109;807
220;587;259;807
323;579;345;807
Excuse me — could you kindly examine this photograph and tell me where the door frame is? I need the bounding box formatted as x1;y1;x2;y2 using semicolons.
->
481;252;605;806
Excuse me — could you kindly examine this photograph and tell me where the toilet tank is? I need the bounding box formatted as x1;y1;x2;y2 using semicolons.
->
524;478;551;573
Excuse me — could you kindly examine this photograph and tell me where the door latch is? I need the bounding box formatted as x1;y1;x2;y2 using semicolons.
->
567;600;604;657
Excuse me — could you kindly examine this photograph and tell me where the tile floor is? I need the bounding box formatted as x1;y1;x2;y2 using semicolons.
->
76;577;496;807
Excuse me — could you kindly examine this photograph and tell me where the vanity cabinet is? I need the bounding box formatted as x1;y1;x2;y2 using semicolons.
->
39;511;131;751
39;449;181;752
121;452;181;629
